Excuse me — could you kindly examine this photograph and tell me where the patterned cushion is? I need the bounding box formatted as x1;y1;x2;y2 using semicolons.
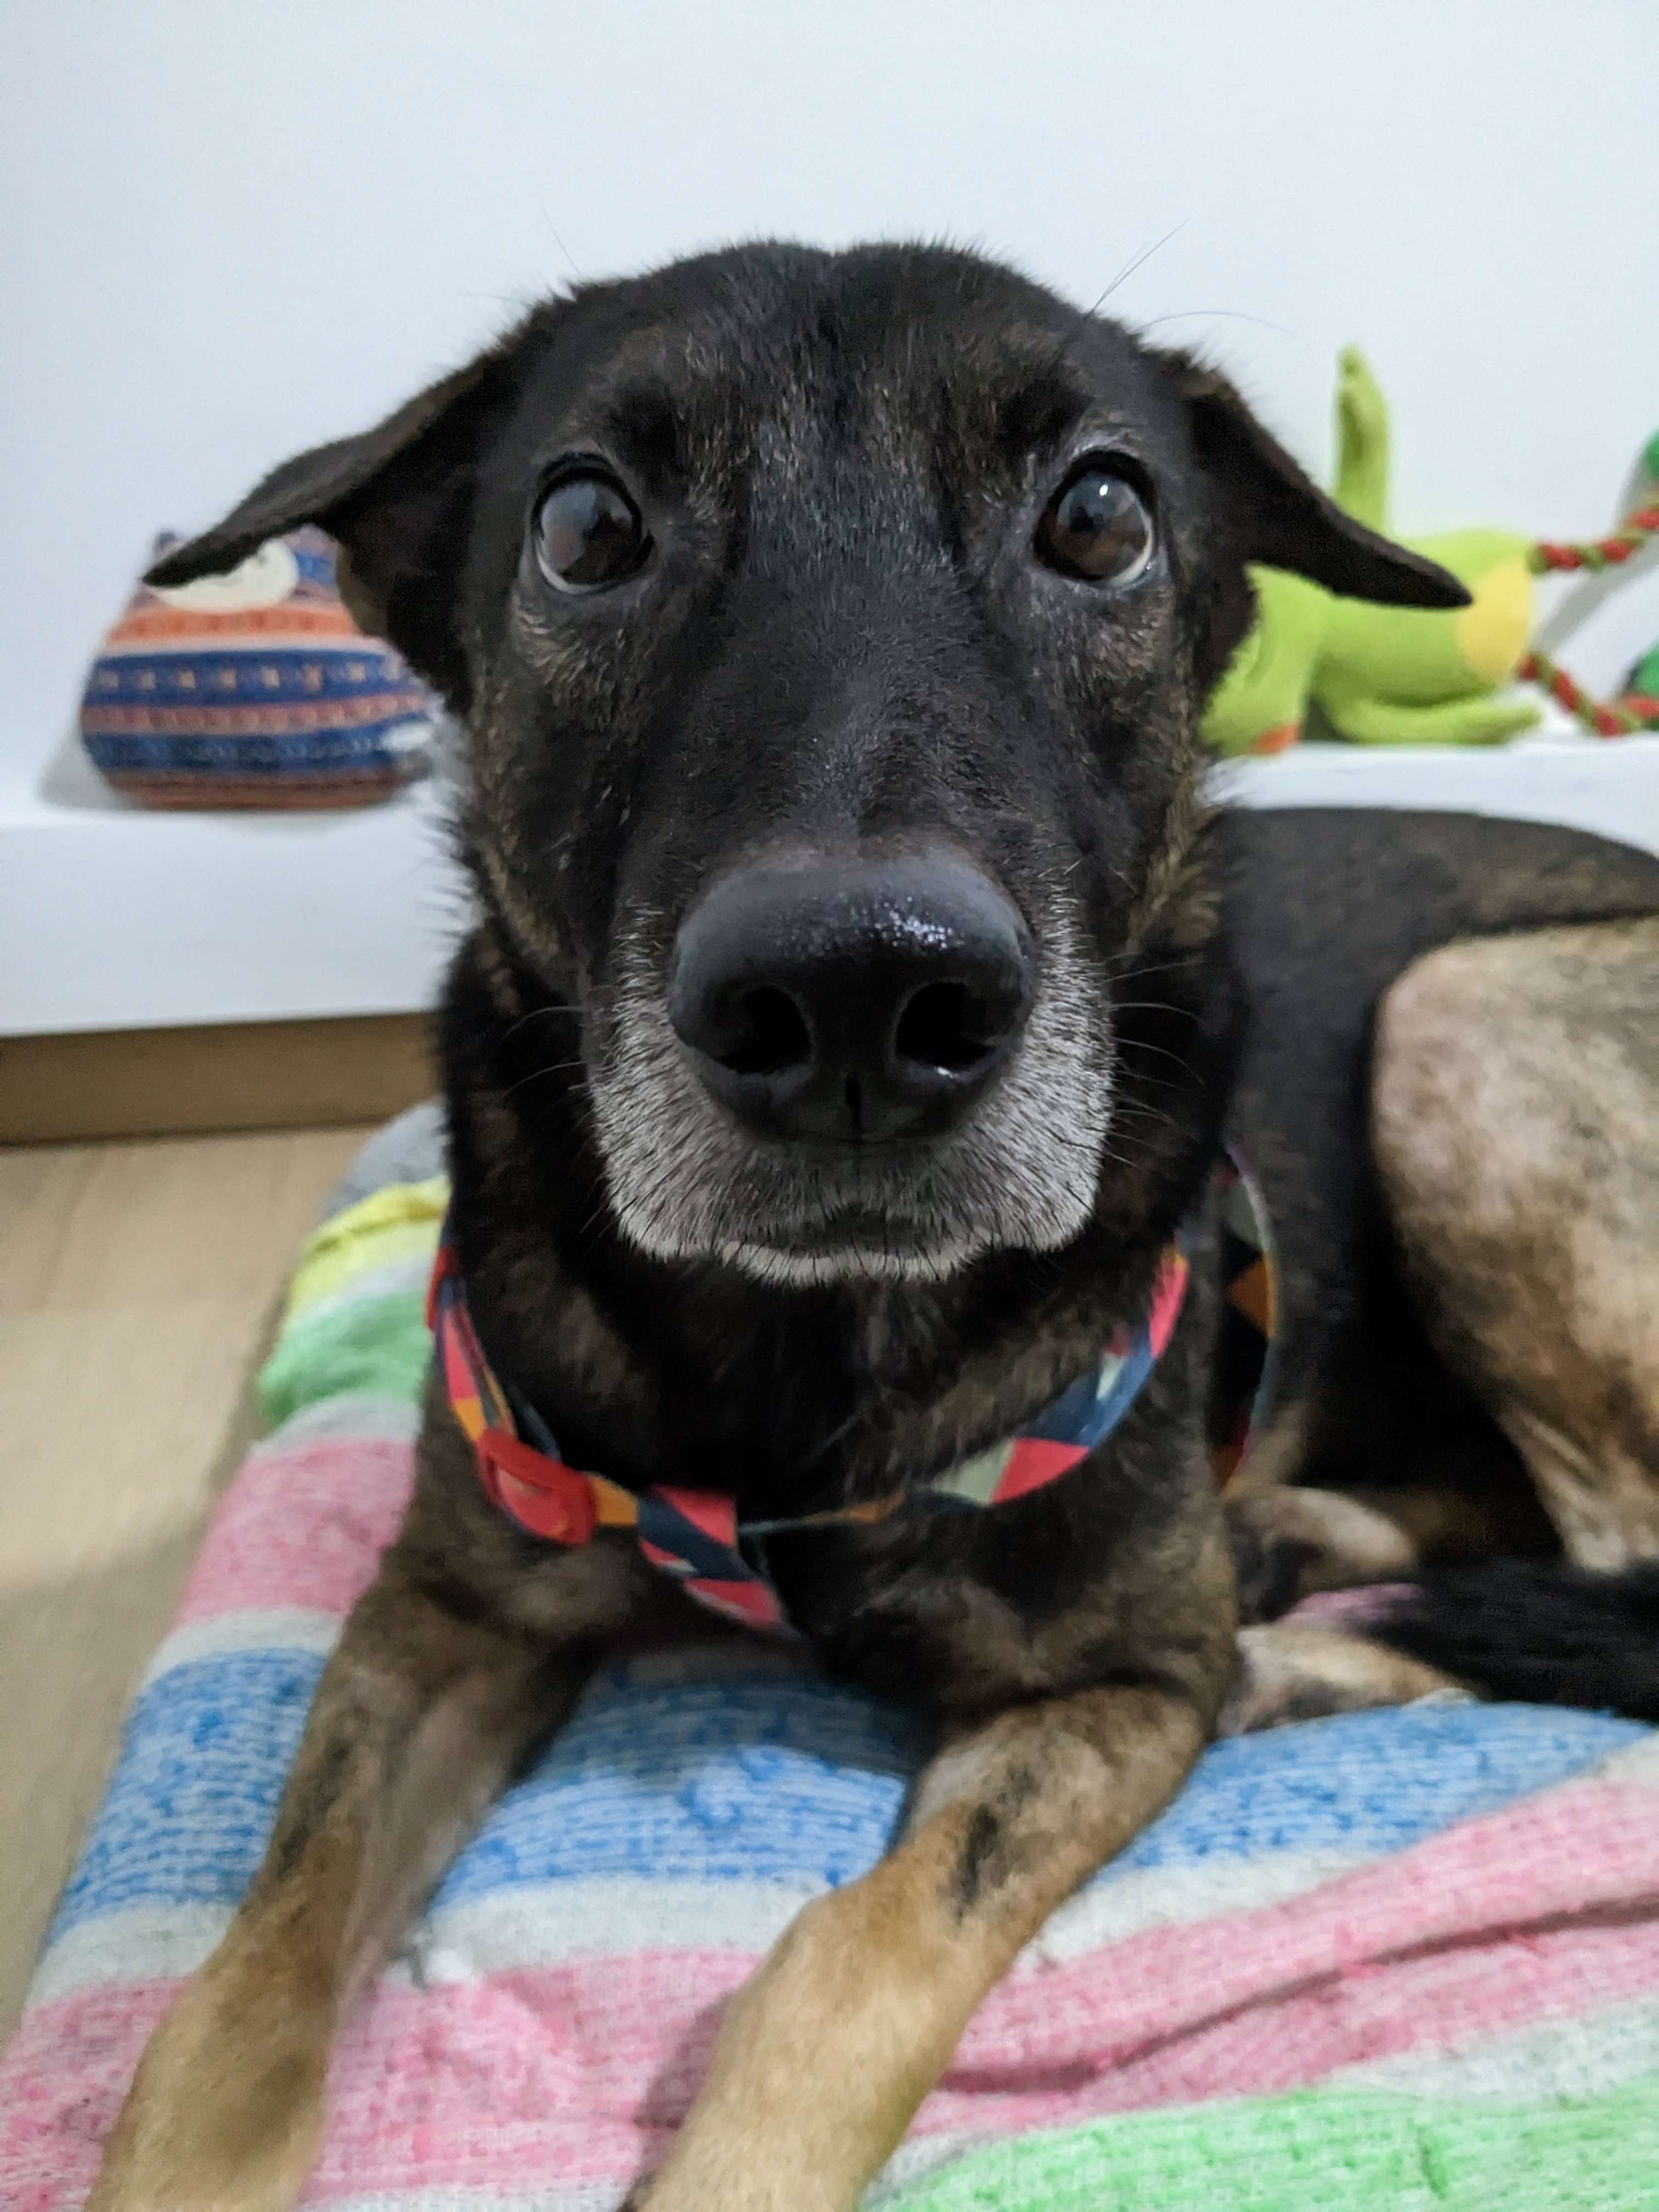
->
78;526;438;808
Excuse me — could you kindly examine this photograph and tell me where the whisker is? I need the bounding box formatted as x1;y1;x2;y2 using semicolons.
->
1040;219;1192;378
539;202;582;281
501;1057;589;1099
497;1005;574;1046
1138;307;1291;338
1107;952;1202;984
1094;221;1191;312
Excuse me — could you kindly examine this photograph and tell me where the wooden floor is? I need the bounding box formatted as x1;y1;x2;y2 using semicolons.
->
0;1126;371;2033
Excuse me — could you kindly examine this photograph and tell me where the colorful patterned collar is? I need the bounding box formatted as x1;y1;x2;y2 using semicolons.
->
428;1152;1276;1635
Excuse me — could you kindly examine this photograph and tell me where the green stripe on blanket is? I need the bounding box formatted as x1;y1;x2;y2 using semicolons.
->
895;2077;1659;2211
258;1177;445;1427
259;1289;435;1428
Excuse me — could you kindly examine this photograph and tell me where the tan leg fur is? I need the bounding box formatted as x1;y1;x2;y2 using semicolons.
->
86;1541;639;2212
1373;917;1659;1570
631;1686;1205;2211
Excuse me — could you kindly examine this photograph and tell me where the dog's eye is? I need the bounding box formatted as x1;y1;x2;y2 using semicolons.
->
532;472;652;592
1035;464;1154;586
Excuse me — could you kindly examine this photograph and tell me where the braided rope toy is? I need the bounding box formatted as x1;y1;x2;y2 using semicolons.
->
1529;500;1659;578
1520;434;1659;738
1519;646;1659;737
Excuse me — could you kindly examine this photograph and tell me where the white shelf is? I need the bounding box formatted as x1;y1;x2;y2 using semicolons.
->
2;728;1655;1040
0;740;471;1037
1218;727;1659;848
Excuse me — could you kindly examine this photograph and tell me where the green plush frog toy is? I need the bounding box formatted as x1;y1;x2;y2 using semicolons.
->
1202;350;1659;755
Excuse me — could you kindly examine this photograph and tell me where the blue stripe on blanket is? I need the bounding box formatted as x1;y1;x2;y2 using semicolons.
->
48;1644;1646;1944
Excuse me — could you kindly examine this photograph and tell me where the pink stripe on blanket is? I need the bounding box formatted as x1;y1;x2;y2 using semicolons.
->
174;1442;413;1626
7;1918;1657;2207
8;1779;1656;2207
956;1775;1659;2073
994;1911;1659;2121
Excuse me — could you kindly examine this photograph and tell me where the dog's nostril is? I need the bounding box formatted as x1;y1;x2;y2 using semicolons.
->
715;986;813;1077
893;981;1002;1075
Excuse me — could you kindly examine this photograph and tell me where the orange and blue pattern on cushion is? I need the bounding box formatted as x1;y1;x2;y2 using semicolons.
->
78;526;437;809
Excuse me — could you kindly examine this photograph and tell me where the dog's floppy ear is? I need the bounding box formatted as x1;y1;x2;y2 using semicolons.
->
145;311;546;707
1163;353;1469;611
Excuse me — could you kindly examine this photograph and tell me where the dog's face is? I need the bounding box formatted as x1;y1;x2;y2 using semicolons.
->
155;244;1460;1286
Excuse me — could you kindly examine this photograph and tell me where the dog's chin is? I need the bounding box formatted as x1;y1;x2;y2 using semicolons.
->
598;1148;1097;1289
712;1218;991;1289
624;1207;1007;1289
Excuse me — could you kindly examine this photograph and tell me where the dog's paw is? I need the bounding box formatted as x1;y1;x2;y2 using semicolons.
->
1221;1620;1458;1735
1226;1487;1418;1621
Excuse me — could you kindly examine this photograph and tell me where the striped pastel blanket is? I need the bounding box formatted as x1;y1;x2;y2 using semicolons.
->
5;1107;1659;2210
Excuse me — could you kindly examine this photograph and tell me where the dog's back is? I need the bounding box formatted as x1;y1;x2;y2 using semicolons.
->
1222;805;1659;1364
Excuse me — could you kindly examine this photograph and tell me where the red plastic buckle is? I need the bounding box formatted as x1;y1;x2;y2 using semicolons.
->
476;1426;597;1545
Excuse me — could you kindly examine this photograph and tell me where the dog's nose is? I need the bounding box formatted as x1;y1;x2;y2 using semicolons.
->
667;852;1036;1143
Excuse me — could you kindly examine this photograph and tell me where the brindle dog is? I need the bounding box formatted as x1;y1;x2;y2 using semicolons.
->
87;244;1659;2212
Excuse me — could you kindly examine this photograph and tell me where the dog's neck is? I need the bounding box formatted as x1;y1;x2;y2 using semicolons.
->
438;827;1239;1521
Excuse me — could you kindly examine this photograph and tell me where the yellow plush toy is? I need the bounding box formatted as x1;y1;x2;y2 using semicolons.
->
1202;349;1659;755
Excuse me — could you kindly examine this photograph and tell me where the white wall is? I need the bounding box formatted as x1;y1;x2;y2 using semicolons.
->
2;1;1656;1028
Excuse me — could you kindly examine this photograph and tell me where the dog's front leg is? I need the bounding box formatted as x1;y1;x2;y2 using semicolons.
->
638;1679;1207;2212
86;1522;641;2212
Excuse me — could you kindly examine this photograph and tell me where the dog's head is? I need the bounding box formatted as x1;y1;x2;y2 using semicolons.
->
155;244;1461;1286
